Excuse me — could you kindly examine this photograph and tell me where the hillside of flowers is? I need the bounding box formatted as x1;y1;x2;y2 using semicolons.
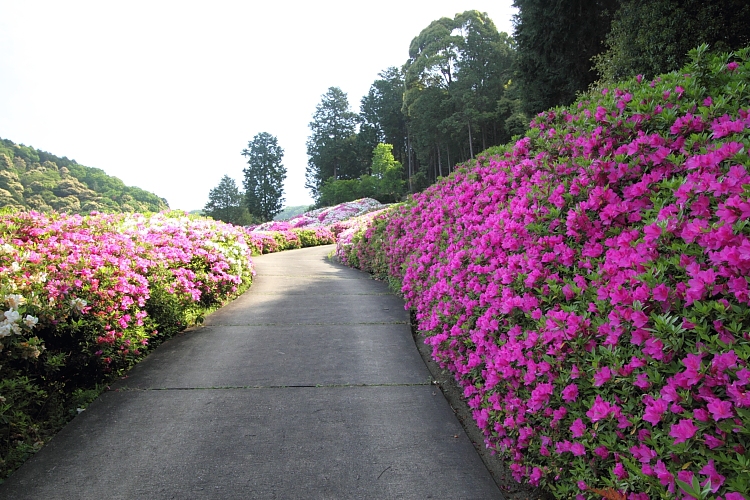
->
251;198;384;234
338;46;750;499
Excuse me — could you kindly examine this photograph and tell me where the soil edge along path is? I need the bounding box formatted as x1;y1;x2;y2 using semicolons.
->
0;245;503;499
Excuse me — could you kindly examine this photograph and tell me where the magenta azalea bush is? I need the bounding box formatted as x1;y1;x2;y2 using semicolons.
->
339;46;750;499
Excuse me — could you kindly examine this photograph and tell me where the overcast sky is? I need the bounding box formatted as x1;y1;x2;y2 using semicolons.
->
0;0;517;211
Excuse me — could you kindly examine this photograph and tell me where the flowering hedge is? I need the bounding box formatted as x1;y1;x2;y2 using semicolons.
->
250;198;385;232
338;46;750;500
247;227;335;254
0;210;255;479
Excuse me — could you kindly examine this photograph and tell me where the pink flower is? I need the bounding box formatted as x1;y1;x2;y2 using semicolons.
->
570;418;586;438
630;443;657;463
561;383;579;402
727;61;739;72
594;445;609;459
669;419;698;444
633;373;650;389
593;366;613;386
706;398;734;420
613;462;628;479
723;493;747;500
704;434;724;449
570;442;586;456
586;395;615;422
654;460;674;487
529;466;543;486
699;459;725;492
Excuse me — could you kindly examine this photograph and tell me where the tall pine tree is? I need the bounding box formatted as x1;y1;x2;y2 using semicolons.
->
242;132;286;222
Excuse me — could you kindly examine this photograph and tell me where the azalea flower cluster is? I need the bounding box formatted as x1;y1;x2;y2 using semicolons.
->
0;210;255;371
250;198;385;232
340;46;750;499
334;208;392;266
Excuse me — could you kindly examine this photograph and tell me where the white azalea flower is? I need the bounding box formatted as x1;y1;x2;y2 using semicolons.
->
0;323;12;338
4;309;20;323
70;298;88;311
5;294;25;309
23;315;38;328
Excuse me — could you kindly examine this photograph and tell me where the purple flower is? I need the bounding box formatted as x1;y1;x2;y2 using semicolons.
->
699;459;725;493
561;383;579;402
643;397;669;426
587;395;615;422
669;419;698;444
570;442;586;456
570;418;586;438
707;398;734;421
613;462;628;479
593;366;613;386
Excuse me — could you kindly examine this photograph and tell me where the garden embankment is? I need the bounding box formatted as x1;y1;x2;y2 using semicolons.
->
337;46;750;499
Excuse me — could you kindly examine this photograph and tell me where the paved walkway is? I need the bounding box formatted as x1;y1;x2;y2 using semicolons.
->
0;245;503;499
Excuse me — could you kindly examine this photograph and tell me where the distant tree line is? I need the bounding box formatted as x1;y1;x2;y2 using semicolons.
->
203;132;287;225
304;3;750;206
0;137;169;213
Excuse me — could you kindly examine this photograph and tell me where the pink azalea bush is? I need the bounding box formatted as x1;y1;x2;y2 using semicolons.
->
0;210;255;477
339;46;750;499
334;208;392;266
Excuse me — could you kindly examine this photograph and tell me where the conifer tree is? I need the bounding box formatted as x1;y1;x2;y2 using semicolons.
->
242;132;286;222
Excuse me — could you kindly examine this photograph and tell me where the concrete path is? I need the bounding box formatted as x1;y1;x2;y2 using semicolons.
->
0;245;503;499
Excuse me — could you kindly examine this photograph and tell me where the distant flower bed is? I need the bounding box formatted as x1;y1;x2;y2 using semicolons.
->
250;198;385;232
338;46;750;500
246;227;335;254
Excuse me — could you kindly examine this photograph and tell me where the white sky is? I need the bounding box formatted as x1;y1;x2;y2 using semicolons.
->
0;0;517;211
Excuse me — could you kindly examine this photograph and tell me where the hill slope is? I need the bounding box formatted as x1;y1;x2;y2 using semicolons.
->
0;137;169;213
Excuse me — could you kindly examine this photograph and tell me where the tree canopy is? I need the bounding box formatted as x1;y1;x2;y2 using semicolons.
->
305;87;362;201
512;0;619;115
203;175;252;225
594;0;750;82
402;10;518;188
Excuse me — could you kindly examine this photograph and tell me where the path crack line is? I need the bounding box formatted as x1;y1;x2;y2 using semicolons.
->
114;382;433;391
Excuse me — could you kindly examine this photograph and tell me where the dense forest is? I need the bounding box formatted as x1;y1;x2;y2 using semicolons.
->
304;1;750;205
0;137;169;214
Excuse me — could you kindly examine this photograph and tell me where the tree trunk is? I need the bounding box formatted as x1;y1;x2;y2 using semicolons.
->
468;121;474;158
437;143;443;178
407;135;413;193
